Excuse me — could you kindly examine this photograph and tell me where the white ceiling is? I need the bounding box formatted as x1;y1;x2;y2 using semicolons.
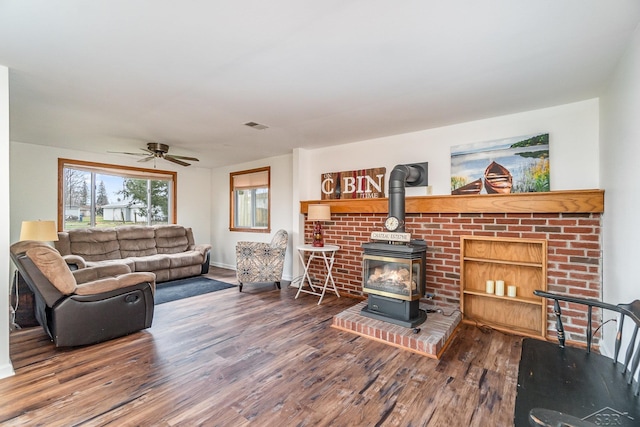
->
1;1;639;168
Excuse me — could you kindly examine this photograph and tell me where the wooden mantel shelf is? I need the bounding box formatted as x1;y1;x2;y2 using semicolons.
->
300;189;604;215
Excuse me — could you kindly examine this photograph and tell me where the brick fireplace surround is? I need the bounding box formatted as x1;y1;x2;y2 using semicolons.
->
301;190;604;345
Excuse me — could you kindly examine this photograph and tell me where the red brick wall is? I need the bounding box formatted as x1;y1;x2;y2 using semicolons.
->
303;212;602;342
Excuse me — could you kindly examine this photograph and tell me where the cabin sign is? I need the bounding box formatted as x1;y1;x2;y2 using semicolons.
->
321;167;386;200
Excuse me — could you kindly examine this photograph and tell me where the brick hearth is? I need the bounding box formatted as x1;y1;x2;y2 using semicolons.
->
305;211;602;343
331;301;462;358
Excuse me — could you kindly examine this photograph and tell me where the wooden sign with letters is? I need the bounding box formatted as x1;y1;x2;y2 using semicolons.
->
321;167;386;200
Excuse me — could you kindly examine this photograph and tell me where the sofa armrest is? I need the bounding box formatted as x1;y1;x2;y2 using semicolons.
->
75;272;156;295
192;243;212;256
73;263;132;284
194;244;211;274
62;254;87;270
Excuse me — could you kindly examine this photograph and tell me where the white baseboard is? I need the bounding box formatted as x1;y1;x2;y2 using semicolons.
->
0;363;15;380
211;261;235;270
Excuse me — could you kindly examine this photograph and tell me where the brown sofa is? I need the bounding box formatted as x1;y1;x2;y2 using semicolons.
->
55;225;211;283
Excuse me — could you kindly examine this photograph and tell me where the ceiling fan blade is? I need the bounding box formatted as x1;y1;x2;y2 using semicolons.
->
109;144;193;166
107;151;149;157
164;156;191;167
166;155;199;161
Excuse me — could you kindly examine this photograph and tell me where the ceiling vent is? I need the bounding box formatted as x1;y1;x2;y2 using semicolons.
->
244;121;269;130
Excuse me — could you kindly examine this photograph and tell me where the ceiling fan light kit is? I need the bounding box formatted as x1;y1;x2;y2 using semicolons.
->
111;142;200;167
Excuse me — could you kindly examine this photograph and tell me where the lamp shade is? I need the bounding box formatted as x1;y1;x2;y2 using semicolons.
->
307;205;331;221
20;220;59;242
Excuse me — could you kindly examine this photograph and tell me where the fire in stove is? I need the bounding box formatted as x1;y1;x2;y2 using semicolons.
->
364;257;420;300
368;264;417;295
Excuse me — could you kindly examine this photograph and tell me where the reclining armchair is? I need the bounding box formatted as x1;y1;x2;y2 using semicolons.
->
10;240;156;347
236;229;288;292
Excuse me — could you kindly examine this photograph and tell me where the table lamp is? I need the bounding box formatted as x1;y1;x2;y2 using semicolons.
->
20;220;59;243
307;204;331;247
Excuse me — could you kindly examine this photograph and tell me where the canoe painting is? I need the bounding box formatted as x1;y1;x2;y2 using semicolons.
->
450;133;550;194
451;178;482;195
483;161;513;194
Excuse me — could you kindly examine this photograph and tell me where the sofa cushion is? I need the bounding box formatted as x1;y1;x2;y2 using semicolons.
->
130;254;171;272
26;246;77;295
85;258;135;271
155;225;190;254
117;226;158;258
67;228;121;261
72;263;131;284
166;251;205;268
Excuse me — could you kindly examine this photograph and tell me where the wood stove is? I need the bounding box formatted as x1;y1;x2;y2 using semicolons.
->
360;162;429;328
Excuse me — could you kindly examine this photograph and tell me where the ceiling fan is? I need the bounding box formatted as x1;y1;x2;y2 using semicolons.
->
111;142;199;167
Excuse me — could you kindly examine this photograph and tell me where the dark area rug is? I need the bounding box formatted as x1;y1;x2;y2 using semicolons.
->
155;276;235;305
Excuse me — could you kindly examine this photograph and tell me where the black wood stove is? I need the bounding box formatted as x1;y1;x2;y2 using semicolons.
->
360;163;429;328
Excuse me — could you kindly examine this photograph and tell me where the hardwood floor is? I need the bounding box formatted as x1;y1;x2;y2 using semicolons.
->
2;267;523;426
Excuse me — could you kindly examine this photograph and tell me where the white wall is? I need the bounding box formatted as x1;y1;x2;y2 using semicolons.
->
601;24;640;304
210;153;294;280
0;66;14;379
600;23;640;357
296;99;600;202
9;142;212;246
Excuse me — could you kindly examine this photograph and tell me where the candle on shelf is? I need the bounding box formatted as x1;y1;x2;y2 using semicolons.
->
485;280;495;294
495;280;505;296
508;285;517;297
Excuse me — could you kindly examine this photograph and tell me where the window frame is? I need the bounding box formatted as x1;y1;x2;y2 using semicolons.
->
57;158;178;231
229;166;271;233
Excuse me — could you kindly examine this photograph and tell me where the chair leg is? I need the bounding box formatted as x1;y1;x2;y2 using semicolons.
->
275;281;281;289
239;283;243;292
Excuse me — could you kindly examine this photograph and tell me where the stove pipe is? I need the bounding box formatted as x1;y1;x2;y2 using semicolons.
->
388;163;428;232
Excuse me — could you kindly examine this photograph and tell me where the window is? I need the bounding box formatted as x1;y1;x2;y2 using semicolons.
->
58;158;177;230
230;167;270;232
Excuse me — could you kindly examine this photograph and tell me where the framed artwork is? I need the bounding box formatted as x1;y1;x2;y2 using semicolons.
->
450;133;549;195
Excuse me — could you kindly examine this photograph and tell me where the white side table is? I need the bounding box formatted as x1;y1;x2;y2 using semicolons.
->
295;244;340;305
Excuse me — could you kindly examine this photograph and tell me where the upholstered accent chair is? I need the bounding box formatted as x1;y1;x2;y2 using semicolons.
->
236;229;288;292
10;240;155;347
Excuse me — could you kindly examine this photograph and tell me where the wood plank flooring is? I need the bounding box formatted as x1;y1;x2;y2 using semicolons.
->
1;267;523;426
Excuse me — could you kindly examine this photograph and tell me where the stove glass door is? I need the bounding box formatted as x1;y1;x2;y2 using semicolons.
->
362;255;422;301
